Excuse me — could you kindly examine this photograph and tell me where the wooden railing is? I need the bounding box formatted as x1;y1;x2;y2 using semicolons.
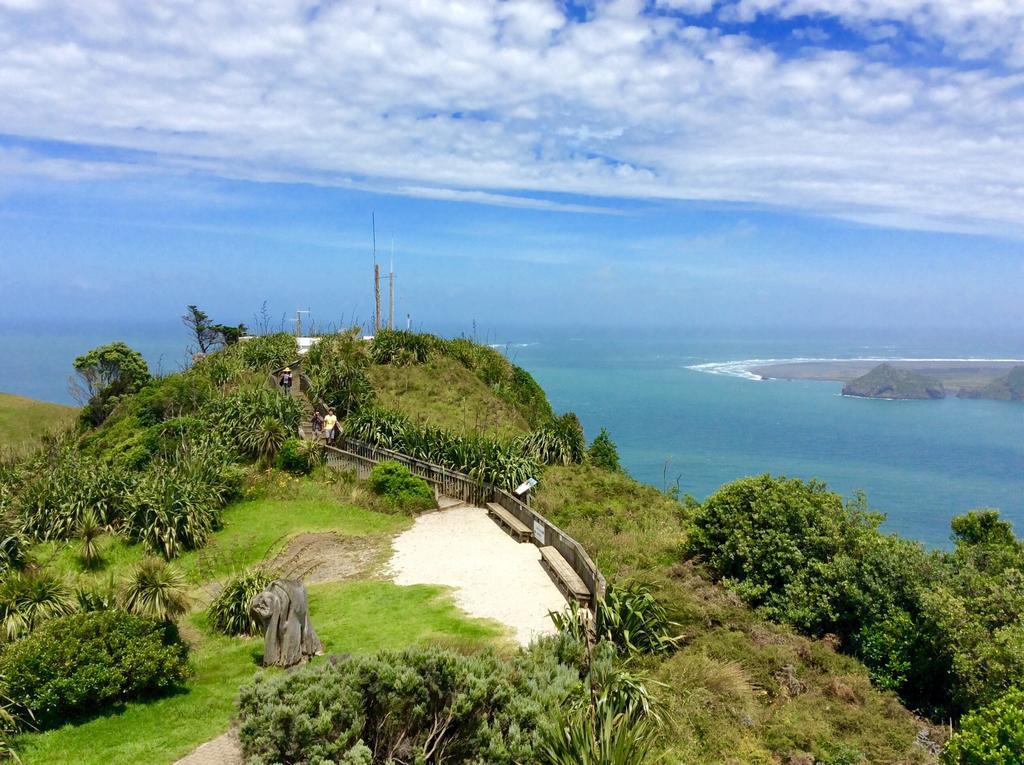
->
273;367;607;614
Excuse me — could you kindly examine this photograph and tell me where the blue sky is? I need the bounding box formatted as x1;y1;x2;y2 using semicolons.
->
1;0;1023;333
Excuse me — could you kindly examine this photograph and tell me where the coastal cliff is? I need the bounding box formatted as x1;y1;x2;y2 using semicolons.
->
842;363;946;400
957;365;1024;401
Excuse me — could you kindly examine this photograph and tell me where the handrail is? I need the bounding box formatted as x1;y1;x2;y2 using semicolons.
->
274;366;606;614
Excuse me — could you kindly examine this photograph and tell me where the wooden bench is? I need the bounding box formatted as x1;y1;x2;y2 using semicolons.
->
486;502;531;542
539;546;591;606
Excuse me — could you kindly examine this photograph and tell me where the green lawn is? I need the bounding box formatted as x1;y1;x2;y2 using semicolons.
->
16;580;506;765
0;392;76;455
36;479;412;589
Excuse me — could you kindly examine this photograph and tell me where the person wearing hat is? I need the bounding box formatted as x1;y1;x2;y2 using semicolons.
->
279;366;293;394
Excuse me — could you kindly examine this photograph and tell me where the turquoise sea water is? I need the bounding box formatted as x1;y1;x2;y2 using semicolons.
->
505;330;1024;549
2;321;1022;549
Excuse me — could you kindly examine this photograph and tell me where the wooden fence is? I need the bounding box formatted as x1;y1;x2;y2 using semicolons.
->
275;367;606;614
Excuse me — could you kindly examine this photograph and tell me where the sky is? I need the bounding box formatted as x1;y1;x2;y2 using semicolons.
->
1;0;1023;333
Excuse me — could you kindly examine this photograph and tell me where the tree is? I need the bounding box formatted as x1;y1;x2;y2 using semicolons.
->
588;428;621;472
71;342;150;425
183;305;247;354
183;305;217;354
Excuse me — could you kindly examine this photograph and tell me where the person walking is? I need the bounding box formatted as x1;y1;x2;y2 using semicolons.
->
322;408;338;446
311;409;324;440
279;367;293;394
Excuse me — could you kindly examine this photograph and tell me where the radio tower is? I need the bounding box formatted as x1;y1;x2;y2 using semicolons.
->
388;235;395;330
372;214;381;333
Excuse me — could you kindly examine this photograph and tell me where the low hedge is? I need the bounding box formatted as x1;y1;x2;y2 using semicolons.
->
367;460;435;511
0;610;191;730
237;646;580;765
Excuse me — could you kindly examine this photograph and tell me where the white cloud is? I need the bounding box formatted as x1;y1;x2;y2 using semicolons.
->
0;0;1022;234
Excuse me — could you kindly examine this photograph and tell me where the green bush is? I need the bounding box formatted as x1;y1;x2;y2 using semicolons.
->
208;568;274;636
346;408;540;491
369;328;435;365
205;386;301;461
0;610;190;730
598;583;680;656
304;328;375;417
274;437;314;474
237;646;580;765
522;412;587;466
943;687;1024;764
238;333;297;372
0;568;75;642
587;428;621;472
367;460;435;511
120;557;189;621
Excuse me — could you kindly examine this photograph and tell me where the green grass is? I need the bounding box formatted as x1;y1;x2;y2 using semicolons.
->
15;580;506;765
34;478;412;589
0;392;76;455
367;356;531;438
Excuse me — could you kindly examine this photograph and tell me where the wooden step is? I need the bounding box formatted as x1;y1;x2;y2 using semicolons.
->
539;546;590;605
486;502;531;542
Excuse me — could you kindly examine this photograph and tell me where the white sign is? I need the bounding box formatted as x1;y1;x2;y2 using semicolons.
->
533;520;546;545
515;477;538;496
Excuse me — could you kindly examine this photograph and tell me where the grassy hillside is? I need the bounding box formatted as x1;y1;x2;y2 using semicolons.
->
0;392;76;453
534;465;941;763
367;356;532;438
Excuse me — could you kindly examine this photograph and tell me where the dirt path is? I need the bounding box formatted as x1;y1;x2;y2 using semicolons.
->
388;505;567;646
173;731;242;765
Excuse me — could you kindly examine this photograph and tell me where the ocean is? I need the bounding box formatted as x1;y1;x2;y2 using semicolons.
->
3;320;1022;549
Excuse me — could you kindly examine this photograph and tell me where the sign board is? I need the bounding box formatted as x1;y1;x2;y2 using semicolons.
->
515;477;538;496
533;519;546;545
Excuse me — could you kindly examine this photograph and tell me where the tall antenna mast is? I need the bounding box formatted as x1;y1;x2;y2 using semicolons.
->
389;234;395;331
372;214;381;333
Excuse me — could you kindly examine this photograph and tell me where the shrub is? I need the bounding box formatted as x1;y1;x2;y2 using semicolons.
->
205;386;301;461
539;695;658;765
125;466;221;559
0;512;25;574
367;460;435;511
588;428;621;472
522;413;587;466
238;333;297;372
942;687;1024;764
208;568;274;636
237;646;580;765
369;329;435;365
121;557;189;621
0;568;76;643
597;582;680;656
274;437;314;474
304;328;375;417
345;408;540;491
0;610;190;730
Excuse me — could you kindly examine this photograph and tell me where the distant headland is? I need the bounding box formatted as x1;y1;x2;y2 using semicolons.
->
747;359;1024;400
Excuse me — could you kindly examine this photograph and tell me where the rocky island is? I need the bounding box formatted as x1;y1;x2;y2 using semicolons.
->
957;365;1024;401
841;363;946;400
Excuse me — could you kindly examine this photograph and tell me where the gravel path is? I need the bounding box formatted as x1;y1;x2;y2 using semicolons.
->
388;505;567;646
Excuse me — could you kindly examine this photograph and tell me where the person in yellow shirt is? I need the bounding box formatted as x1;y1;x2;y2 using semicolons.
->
322;408;338;446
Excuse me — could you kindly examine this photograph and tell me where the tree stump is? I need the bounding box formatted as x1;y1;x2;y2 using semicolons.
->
250;579;323;667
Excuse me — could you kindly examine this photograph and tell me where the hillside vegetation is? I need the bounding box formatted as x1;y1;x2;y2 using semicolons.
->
367;355;532;438
2;326;1020;763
